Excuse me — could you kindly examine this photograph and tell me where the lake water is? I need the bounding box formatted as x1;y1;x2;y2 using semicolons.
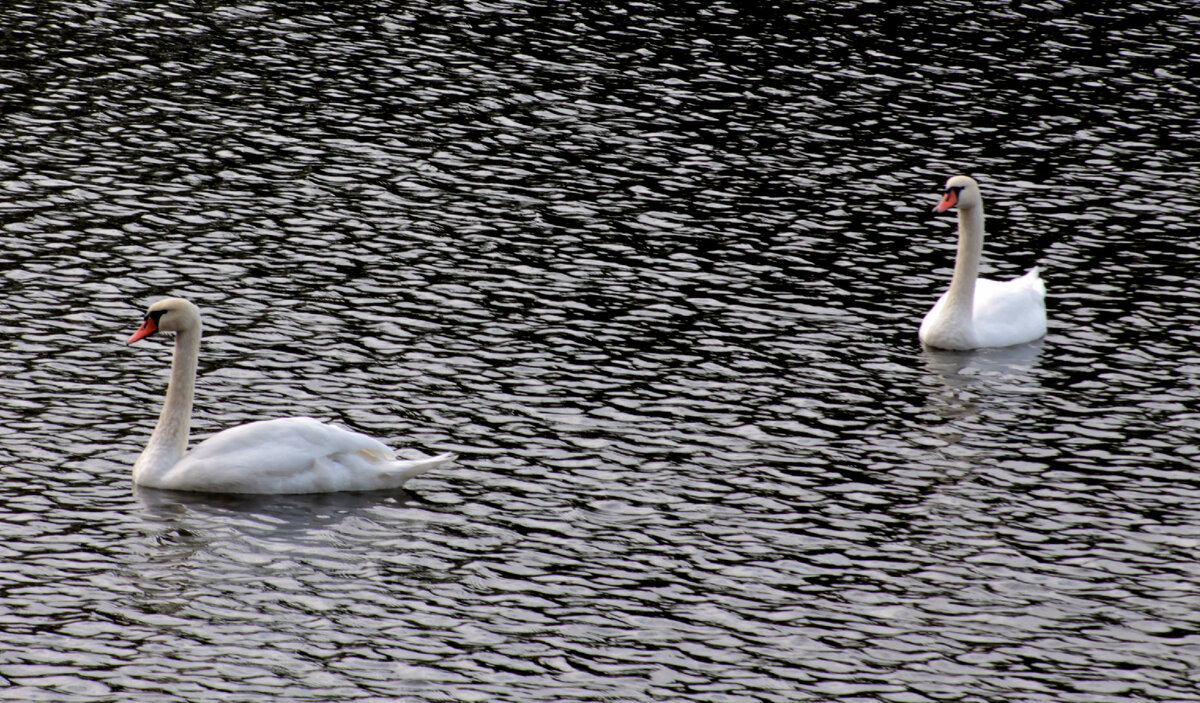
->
1;1;1199;701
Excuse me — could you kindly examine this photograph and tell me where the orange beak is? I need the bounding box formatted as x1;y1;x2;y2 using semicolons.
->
127;317;157;345
933;189;958;212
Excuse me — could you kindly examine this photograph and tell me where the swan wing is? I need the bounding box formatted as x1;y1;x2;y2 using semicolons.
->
155;417;453;494
972;269;1047;348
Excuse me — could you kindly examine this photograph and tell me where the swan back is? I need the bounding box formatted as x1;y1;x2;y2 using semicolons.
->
151;417;449;494
970;269;1046;347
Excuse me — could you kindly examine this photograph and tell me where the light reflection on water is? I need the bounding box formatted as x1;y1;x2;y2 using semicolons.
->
1;1;1199;701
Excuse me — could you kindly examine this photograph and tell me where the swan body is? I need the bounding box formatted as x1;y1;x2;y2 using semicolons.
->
127;298;454;494
919;175;1047;350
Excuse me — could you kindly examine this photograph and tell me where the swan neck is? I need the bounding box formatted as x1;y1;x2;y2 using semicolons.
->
132;326;200;485
945;203;984;313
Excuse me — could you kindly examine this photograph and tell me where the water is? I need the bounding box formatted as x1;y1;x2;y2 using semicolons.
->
1;1;1198;700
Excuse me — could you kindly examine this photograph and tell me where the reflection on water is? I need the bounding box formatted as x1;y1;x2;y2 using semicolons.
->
134;483;423;522
2;1;1199;701
921;340;1045;420
923;339;1045;387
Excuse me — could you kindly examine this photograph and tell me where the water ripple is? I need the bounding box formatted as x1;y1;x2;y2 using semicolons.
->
1;1;1199;701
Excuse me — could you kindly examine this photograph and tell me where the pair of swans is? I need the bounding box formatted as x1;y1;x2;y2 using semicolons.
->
126;175;1041;494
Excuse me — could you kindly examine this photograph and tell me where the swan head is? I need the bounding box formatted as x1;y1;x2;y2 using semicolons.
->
127;297;202;344
933;175;981;212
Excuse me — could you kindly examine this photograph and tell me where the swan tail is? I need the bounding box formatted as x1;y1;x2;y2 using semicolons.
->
1024;266;1046;297
391;452;457;480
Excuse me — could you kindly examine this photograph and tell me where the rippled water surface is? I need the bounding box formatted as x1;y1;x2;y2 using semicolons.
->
2;1;1199;701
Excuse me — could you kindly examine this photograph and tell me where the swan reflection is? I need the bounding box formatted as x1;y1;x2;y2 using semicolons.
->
920;339;1045;419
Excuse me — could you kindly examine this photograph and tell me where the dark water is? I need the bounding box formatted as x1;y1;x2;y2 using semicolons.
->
2;1;1199;701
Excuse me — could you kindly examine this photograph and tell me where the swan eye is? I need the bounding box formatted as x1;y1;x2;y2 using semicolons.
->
148;309;168;324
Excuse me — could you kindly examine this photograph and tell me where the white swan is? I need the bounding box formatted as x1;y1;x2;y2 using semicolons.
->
126;297;455;494
919;175;1047;350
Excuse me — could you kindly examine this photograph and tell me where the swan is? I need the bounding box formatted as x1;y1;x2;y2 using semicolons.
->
918;175;1047;350
126;297;455;494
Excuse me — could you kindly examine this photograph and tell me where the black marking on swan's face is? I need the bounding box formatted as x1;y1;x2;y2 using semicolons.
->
128;307;169;344
142;308;169;333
